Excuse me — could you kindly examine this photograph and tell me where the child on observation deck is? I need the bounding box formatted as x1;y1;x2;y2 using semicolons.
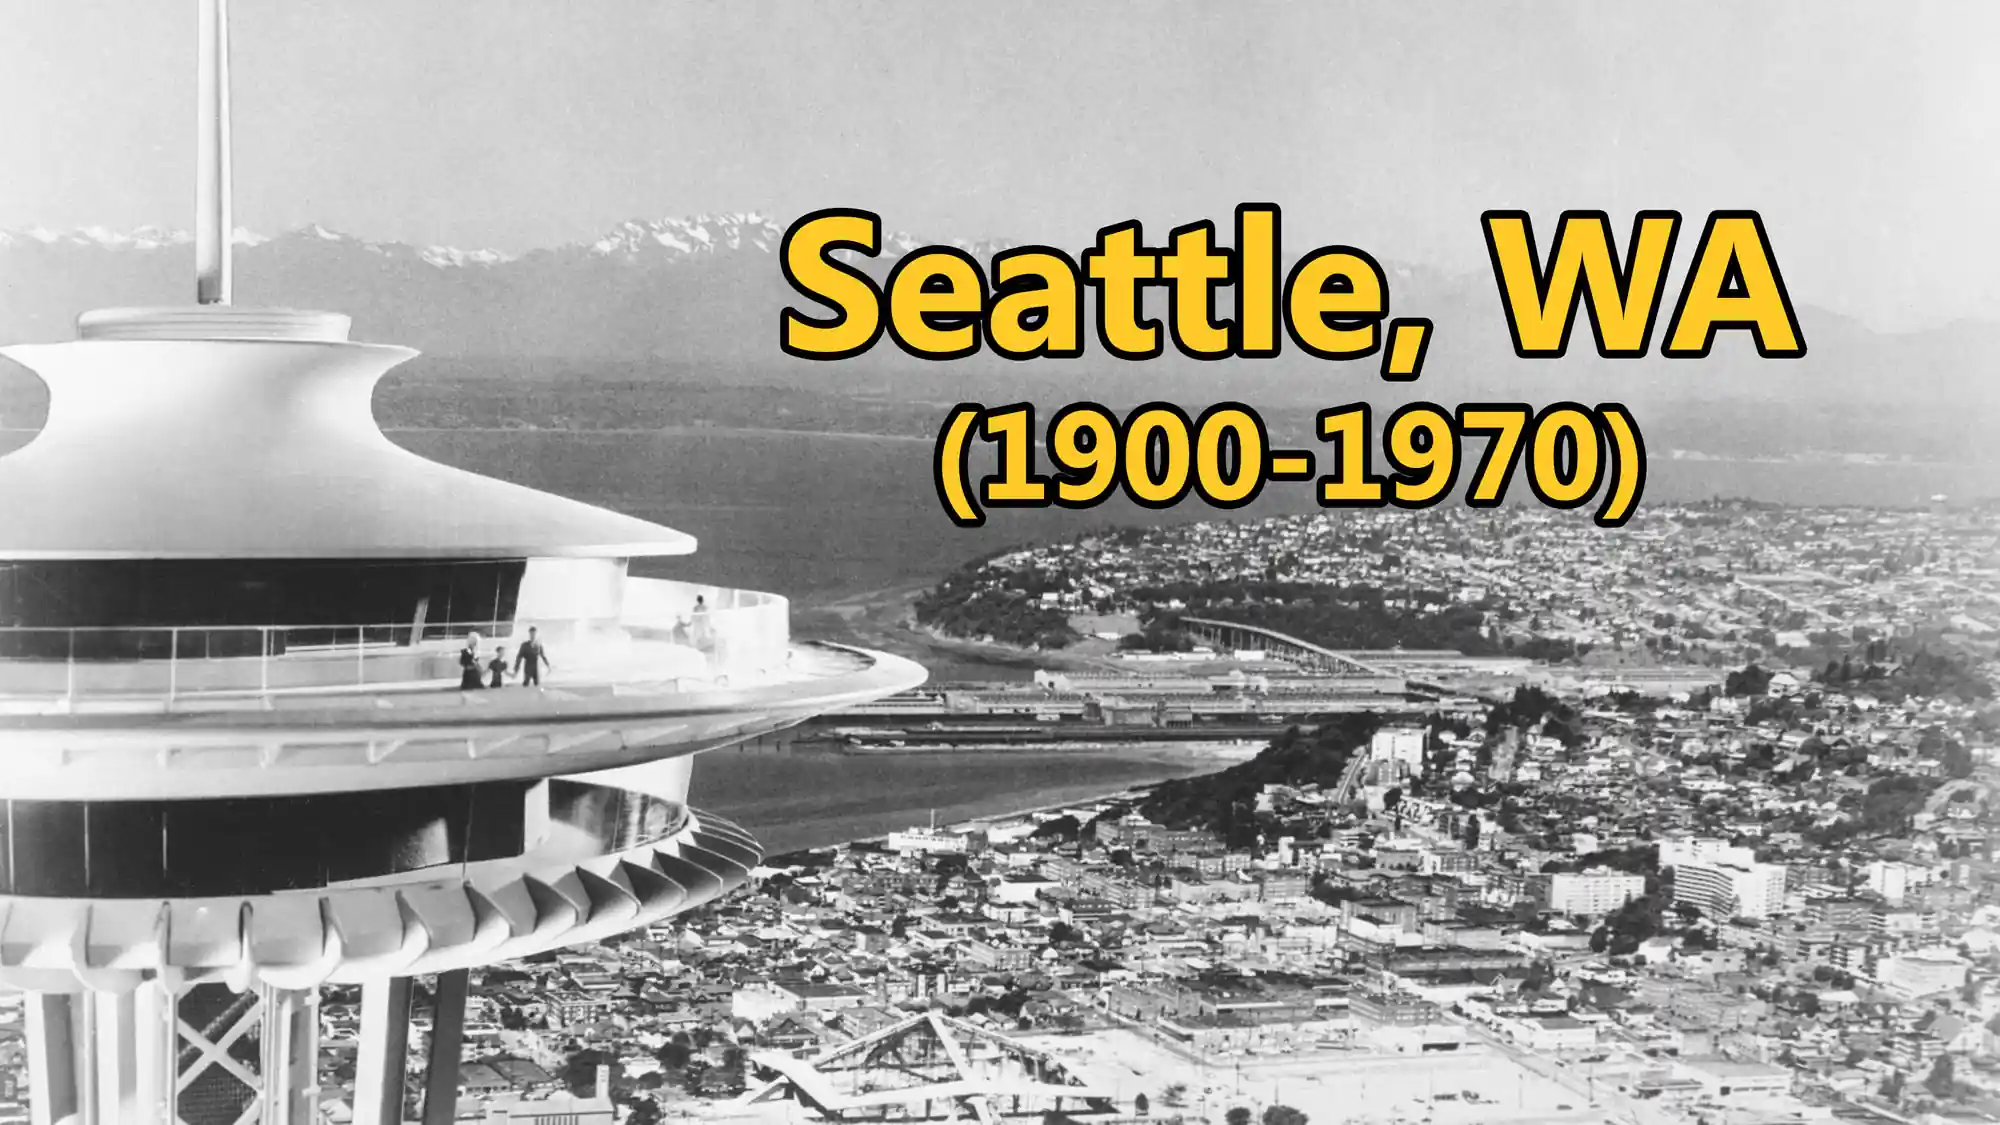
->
488;646;510;689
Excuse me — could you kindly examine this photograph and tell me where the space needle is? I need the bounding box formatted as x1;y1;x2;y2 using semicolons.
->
0;3;926;1123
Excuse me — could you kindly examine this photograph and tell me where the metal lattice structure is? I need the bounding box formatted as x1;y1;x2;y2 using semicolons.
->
744;1012;1120;1124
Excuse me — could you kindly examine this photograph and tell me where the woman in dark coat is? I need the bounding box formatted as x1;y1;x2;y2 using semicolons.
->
458;632;486;690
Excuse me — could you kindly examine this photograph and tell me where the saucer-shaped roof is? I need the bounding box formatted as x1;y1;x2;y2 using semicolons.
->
0;308;696;560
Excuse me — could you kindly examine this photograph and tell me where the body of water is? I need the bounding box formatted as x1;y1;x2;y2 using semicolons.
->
0;424;1977;602
382;428;1984;602
687;743;1219;855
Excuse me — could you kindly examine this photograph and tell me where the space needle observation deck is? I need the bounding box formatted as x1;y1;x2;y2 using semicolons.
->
0;3;926;1123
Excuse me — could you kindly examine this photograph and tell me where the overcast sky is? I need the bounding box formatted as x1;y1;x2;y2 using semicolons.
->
1;0;1994;330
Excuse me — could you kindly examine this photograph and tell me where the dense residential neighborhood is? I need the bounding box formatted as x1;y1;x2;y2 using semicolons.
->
916;503;1999;681
5;501;1989;1125
220;660;2000;1125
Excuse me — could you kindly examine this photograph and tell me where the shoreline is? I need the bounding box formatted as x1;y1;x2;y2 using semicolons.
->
3;425;1987;470
693;740;1236;857
381;423;934;444
791;582;1128;680
762;781;1165;863
826;742;1265;757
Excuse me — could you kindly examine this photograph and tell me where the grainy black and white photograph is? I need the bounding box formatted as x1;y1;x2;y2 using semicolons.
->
0;2;1995;1124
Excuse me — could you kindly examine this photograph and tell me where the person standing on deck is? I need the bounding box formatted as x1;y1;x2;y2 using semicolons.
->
488;645;510;689
458;632;486;690
690;595;711;649
514;625;552;688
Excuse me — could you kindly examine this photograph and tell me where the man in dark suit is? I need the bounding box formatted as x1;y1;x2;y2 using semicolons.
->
513;626;552;687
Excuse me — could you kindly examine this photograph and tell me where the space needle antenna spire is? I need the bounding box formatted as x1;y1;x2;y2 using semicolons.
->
195;0;233;305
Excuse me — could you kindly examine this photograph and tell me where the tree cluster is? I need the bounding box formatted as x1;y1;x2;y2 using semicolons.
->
1140;714;1382;845
1129;580;1497;654
915;568;1079;649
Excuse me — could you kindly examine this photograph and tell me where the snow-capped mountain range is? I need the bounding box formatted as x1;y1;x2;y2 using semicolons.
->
0;212;1990;443
0;213;1011;270
0;212;1028;365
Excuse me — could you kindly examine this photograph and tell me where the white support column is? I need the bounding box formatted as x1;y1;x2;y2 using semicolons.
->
259;986;319;1125
66;984;179;1125
353;977;413;1125
420;970;469;1125
25;993;82;1125
132;983;176;1125
26;986;183;1125
90;991;135;1125
72;991;97;1125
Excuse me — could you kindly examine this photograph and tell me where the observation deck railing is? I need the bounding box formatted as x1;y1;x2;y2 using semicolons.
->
0;577;796;708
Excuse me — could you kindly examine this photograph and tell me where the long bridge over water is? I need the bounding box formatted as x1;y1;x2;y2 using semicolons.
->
1177;616;1392;676
1177;615;1489;702
1168;616;1392;668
